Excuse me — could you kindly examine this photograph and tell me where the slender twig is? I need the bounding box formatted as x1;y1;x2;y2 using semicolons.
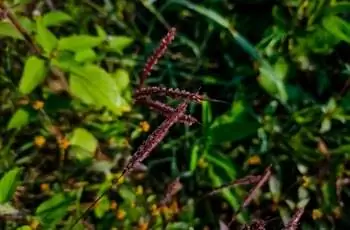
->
0;2;41;54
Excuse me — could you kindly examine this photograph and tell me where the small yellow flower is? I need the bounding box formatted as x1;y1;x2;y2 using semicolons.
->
150;204;160;216
302;176;311;188
131;201;136;208
58;137;70;149
160;205;170;214
138;220;149;230
333;206;342;219
247;155;261;165
139;121;150;132
116;209;126;220
135;185;144;195
110;201;118;210
32;100;44;110
121;105;131;113
312;209;323;220
170;200;179;213
198;157;208;169
114;172;125;184
34;136;46;148
134;172;146;180
30;219;40;229
40;183;50;192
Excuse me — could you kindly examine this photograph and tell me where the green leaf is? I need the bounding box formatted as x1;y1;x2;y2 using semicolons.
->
166;222;191;230
95;25;107;39
74;49;97;63
329;2;350;15
19;56;48;94
258;61;288;103
118;185;136;202
36;193;73;227
68;64;120;112
94;196;110;219
35;17;58;54
210;100;260;144
42;11;73;27
0;168;21;204
106;36;134;54
0;22;23;39
70;128;97;153
58;35;104;52
113;68;130;91
269;175;281;202
323;15;350;43
7;108;30;130
16;226;31;230
189;144;199;172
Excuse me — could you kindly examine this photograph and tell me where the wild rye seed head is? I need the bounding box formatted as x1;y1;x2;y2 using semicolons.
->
121;100;189;177
134;86;204;103
136;97;198;125
139;27;176;88
160;177;183;205
228;165;272;227
203;174;263;197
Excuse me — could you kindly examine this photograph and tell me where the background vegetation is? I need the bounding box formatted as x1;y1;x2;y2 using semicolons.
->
1;0;350;229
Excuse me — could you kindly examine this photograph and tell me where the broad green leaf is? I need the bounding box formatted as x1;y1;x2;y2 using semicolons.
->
16;226;31;230
35;17;58;54
19;56;48;94
210;100;260;144
95;25;107;39
36;193;73;227
74;49;97;63
258;61;288;103
323;15;350;43
0;168;21;204
68;64;120;112
118;185;136;202
94;196;110;219
7;108;30;130
269;175;281;202
68;147;93;163
70;128;97;153
107;36;134;54
42;11;73;27
58;35;104;52
0;22;23;39
113;68;130;91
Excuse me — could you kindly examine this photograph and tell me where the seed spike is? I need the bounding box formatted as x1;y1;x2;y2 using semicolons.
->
139;27;176;88
135;97;199;126
228;165;272;227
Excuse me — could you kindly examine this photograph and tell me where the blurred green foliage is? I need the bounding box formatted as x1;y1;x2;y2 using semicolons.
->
1;0;350;229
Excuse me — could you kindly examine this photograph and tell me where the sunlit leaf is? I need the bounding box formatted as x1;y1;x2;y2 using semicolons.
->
19;56;48;94
42;11;73;27
0;168;21;204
